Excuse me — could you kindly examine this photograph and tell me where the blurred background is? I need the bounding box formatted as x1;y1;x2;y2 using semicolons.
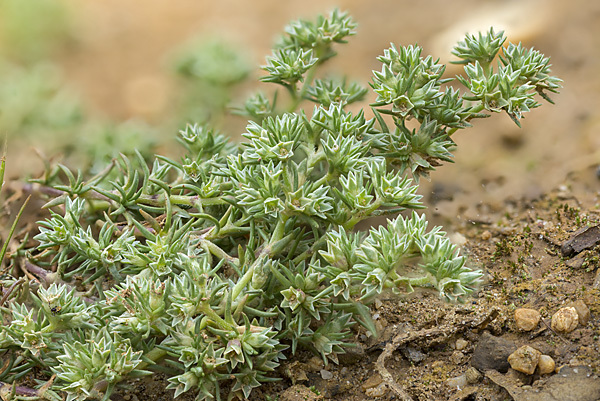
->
1;0;599;219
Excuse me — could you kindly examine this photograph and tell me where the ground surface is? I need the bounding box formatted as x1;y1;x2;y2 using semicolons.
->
3;1;600;400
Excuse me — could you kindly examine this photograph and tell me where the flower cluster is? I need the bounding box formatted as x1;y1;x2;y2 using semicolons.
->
0;9;560;401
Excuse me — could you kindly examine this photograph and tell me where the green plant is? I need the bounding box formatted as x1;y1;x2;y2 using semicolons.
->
1;9;560;401
0;62;82;141
172;37;251;126
1;146;60;401
0;146;30;268
0;0;72;64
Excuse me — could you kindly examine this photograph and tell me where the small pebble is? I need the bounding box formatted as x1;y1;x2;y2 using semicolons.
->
508;345;541;375
514;308;541;331
320;369;333;380
557;184;570;199
481;230;492;241
450;350;465;365
450;232;467;246
446;374;467;390
305;356;323;372
465;367;482;384
538;354;556;375
455;338;469;351
569;357;584;366
374;298;383;309
362;373;383;390
551;307;579;333
374;320;385;335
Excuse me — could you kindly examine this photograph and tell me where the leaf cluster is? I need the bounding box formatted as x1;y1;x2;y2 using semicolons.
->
0;10;560;401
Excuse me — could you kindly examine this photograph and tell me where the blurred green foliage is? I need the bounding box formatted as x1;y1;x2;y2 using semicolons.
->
0;0;72;63
0;2;251;173
0;62;82;139
171;37;251;126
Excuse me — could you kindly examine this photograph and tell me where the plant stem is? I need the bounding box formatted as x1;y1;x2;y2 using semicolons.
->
136;193;229;208
342;199;383;231
230;218;287;301
288;61;319;113
292;235;327;265
0;195;30;267
447;103;486;136
201;239;239;266
197;303;235;331
137;346;168;370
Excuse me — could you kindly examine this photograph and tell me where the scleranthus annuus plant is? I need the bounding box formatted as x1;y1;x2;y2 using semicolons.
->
0;9;560;401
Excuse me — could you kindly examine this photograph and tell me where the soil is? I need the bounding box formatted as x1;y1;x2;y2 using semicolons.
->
3;1;600;400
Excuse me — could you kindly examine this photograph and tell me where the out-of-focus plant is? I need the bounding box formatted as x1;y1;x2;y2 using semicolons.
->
0;0;72;64
0;9;560;401
0;61;158;174
0;63;82;142
172;38;251;126
0;0;159;171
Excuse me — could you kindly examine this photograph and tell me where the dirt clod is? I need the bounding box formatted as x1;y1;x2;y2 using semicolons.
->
465;367;482;384
401;346;426;364
280;385;323;401
471;332;517;373
455;338;469;351
450;350;465;365
361;373;383;391
364;384;388;398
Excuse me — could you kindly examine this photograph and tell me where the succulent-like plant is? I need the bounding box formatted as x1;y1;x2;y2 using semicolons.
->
0;9;560;401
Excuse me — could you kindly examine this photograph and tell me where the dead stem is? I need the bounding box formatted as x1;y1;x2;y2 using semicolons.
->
0;278;24;307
